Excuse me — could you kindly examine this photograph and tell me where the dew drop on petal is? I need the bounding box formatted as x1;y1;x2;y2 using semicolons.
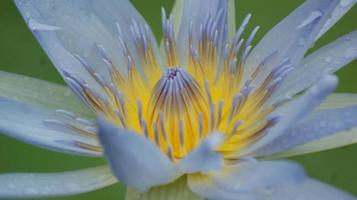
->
257;187;275;196
28;19;61;31
298;38;306;46
24;187;39;195
66;182;81;191
64;90;72;97
7;183;15;189
320;120;327;127
282;138;288;144
324;18;332;27
297;10;322;29
344;48;355;59
340;0;353;7
325;56;332;63
97;174;109;181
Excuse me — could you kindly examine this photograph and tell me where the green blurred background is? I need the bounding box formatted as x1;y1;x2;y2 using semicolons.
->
0;0;356;199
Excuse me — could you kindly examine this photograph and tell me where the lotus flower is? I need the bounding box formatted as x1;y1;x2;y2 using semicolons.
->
0;0;357;199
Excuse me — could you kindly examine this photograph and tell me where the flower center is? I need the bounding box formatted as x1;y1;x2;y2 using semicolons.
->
146;67;209;159
60;11;288;161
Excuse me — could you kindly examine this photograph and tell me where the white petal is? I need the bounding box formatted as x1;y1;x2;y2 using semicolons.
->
0;97;100;156
258;178;356;200
14;0;161;99
255;106;357;156
167;0;184;42
274;30;357;102
315;0;356;40
242;75;338;157
166;0;236;48
97;117;181;192
0;166;117;198
178;133;224;173
244;0;342;84
188;160;306;200
0;71;92;119
176;0;230;64
270;128;357;159
319;93;357;110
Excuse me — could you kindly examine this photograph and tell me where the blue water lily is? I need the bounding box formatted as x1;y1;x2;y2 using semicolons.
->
0;0;357;199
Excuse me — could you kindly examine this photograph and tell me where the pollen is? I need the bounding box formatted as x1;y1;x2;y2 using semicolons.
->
61;9;291;161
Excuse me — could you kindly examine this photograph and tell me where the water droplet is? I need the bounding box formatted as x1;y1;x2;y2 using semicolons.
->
324;18;332;27
42;186;51;192
291;131;297;137
97;175;109;181
258;187;274;196
28;19;61;31
7;183;15;189
64;90;72;97
66;182;80;191
24;187;38;195
344;48;355;59
298;38;306;46
297;10;322;29
320;120;327;127
340;0;353;7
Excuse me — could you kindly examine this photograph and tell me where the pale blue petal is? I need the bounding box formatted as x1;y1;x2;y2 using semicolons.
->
315;0;356;40
255;105;357;156
0;71;93;119
97;117;181;192
178;133;224;173
187;160;305;200
242;74;338;157
176;0;229;64
0;97;100;157
0;166;117;198
319;93;357;110
190;178;256;200
258;178;356;200
171;0;236;37
274;30;357;102
14;0;161;99
267;128;357;159
244;0;341;84
270;93;357;158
